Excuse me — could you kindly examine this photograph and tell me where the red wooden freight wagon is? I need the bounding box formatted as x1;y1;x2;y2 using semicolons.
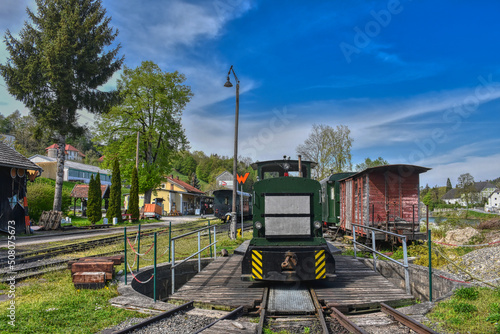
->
339;164;430;242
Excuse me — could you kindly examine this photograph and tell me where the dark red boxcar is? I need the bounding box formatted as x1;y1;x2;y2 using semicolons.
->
339;164;430;241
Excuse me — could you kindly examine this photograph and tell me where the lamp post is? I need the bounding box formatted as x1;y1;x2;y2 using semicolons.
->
224;65;239;240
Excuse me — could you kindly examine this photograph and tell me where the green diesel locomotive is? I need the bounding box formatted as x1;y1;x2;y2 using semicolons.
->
241;157;337;282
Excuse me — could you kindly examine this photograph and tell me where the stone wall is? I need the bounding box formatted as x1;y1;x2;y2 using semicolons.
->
357;257;468;302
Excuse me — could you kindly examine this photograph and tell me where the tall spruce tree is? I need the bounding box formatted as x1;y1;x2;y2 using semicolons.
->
129;167;140;220
87;174;98;224
94;173;102;222
107;158;122;222
446;178;453;192
0;0;123;211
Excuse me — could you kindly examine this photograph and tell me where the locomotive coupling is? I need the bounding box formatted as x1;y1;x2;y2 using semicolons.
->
281;251;297;270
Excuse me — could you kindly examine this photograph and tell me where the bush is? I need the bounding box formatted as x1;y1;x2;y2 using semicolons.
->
477;219;500;230
27;182;71;222
451;302;478;314
454;287;480;301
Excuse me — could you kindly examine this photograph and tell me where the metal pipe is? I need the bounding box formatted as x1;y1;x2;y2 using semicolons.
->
428;229;433;301
198;231;201;272
371;230;377;272
154;232;157;302
171;239;175;295
124;226;127;285
352;224;357;259
402;236;410;294
136;224;141;272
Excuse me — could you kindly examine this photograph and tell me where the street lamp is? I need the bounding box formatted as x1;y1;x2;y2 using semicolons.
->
224;65;239;240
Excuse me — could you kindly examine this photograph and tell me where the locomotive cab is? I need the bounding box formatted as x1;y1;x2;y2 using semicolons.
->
241;157;337;282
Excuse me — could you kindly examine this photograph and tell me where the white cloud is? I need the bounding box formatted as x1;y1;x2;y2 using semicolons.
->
421;153;500;187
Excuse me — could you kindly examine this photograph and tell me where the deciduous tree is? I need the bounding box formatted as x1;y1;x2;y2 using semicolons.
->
96;61;192;204
0;0;123;211
457;173;478;208
355;157;388;171
296;124;353;180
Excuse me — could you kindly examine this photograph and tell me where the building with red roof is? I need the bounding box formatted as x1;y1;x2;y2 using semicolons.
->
46;143;85;162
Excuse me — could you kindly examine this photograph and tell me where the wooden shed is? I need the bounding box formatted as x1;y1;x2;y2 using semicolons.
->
339;164;430;241
0;141;43;234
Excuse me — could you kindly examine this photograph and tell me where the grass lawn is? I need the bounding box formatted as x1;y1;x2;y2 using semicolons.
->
427;286;500;334
0;271;148;334
0;218;250;333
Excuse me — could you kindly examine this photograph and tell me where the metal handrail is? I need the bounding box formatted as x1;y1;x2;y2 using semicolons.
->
351;223;410;294
171;224;217;294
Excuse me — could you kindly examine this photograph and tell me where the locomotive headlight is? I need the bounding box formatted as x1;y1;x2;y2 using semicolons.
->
314;221;322;230
255;221;263;230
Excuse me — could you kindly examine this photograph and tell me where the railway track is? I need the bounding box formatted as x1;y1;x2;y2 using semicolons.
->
0;220;252;283
254;283;437;334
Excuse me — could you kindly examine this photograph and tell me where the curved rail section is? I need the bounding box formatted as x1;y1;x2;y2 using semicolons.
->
380;303;438;334
113;301;194;334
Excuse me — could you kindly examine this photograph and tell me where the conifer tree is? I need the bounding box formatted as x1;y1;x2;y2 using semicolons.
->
0;0;123;211
94;173;102;222
129;167;140;220
107;158;122;222
87;174;97;224
446;178;452;192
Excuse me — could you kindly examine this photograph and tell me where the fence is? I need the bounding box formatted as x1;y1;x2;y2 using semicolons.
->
171;224;217;294
351;223;410;294
123;219;218;302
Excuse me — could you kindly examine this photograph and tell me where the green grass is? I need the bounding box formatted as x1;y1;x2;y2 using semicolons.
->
0;218;239;333
0;271;148;334
466;210;500;219
427;287;500;334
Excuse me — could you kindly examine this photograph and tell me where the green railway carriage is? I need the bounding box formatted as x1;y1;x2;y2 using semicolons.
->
320;172;356;227
241;158;336;282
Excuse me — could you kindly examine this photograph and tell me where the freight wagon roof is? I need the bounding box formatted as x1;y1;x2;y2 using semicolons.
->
339;164;431;181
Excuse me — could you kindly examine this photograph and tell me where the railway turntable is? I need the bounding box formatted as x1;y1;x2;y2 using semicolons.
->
168;241;414;313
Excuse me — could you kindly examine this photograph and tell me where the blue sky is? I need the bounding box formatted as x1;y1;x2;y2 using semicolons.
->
1;0;500;187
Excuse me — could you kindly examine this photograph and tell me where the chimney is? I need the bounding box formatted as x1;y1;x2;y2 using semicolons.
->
170;174;173;179
177;176;180;180
298;155;302;177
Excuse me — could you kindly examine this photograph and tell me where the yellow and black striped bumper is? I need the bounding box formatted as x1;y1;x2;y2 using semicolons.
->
315;249;326;279
251;250;263;280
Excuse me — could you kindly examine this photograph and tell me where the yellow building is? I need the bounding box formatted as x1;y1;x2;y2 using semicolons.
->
125;175;211;216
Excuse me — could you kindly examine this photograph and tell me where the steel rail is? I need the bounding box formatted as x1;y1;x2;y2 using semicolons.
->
256;287;269;334
193;305;245;334
329;307;369;334
113;301;194;334
309;287;329;334
381;303;438;334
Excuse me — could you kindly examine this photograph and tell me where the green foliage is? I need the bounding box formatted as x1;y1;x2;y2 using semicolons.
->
455;287;480;301
86;174;99;224
27;182;71;222
0;0;123;211
107;158;122;222
129;167;140;220
96;61;192;201
446;178;453;192
355;156;389;171
451;301;478;314
296;124;353;179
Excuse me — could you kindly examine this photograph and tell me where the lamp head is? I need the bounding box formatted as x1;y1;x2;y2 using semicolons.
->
224;76;233;87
